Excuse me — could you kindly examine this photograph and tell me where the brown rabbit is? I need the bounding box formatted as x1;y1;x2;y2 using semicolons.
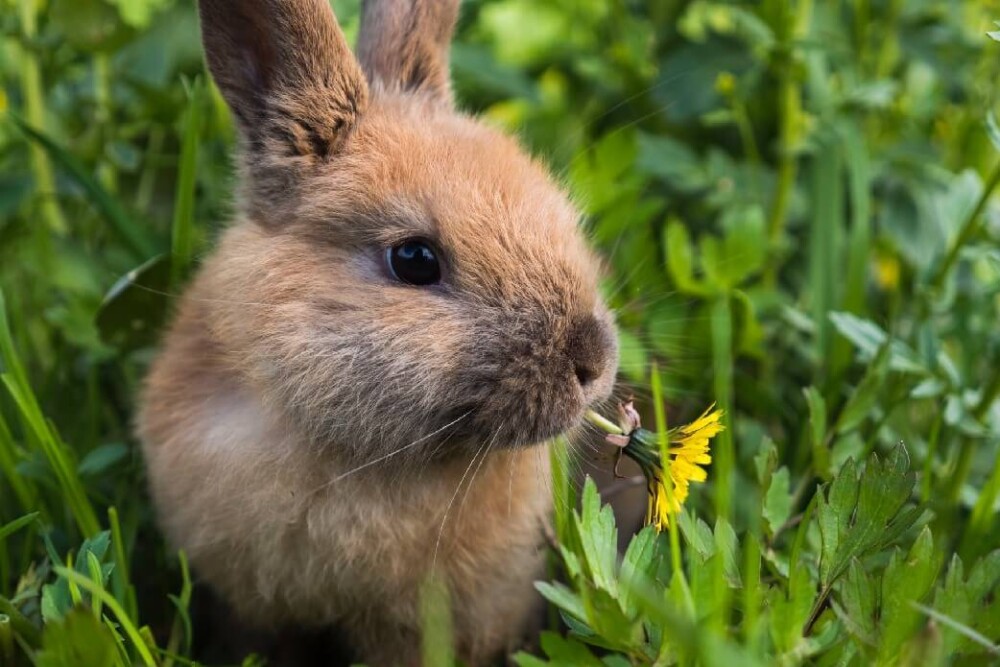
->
138;0;618;664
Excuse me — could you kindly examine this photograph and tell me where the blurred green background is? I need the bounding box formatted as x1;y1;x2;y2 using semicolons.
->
3;0;1000;665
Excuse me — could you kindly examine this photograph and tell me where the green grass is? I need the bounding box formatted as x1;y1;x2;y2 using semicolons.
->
3;1;1000;665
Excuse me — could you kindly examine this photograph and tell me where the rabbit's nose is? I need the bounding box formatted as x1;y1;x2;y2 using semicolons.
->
567;314;615;389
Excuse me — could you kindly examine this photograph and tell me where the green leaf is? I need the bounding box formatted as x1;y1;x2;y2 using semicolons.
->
579;586;641;650
512;652;549;667
930;550;1000;655
699;235;727;289
42;532;113;623
574;478;619;596
678;510;715;561
966;550;1000;602
664;220;707;295
989;22;1000;41
837;559;877;642
714;518;741;587
829;312;925;374
636;133;707;191
568;130;639;214
835;344;890;433
77;444;128;477
619;527;659;616
987;111;1000;153
718;204;767;285
763;467;792;537
35;609;118;667
753;437;778;486
47;0;127;52
819;444;918;588
803;387;830;476
538;632;604;666
615;329;648;384
106;0;172;28
878;527;939;661
769;570;815;653
536;582;587;623
818;458;858;583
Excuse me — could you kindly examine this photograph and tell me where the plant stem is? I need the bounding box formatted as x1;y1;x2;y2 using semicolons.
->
948;372;1000;536
929;158;1000;291
742;535;762;655
17;0;66;237
711;295;734;523
94;52;118;193
946;365;1000;505
764;0;812;288
135;126;165;212
920;412;942;502
728;94;763;201
650;364;683;579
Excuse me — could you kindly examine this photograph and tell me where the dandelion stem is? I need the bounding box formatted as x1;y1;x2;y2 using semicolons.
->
584;409;624;435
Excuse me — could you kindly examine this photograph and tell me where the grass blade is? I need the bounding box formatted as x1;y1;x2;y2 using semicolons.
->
0;513;38;542
0;289;100;537
808;132;844;380
910;601;1000;656
170;79;205;287
53;567;158;667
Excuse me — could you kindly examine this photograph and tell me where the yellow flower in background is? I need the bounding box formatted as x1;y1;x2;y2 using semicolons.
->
714;71;736;97
873;254;901;291
591;402;724;532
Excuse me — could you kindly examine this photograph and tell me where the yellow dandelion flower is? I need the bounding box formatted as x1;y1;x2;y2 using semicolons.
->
588;402;724;532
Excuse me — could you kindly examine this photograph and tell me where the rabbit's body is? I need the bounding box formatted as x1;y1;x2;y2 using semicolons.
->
140;2;617;664
141;263;550;663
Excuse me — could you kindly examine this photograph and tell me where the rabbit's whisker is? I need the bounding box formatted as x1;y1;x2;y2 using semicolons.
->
432;432;494;568
453;426;500;526
322;410;472;487
105;275;284;308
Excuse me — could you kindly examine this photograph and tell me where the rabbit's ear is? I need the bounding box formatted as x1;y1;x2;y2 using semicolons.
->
198;0;368;162
357;0;461;105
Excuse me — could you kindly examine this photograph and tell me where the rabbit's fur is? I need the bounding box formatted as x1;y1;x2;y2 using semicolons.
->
138;0;618;664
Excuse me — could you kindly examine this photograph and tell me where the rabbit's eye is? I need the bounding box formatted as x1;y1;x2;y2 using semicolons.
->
386;239;442;286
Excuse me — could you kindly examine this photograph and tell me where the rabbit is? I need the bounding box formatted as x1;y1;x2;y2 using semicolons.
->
137;0;619;664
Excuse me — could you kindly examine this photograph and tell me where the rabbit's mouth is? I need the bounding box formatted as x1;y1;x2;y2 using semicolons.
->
458;380;615;451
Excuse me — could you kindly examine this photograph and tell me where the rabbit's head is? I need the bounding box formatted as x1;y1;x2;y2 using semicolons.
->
198;0;618;463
